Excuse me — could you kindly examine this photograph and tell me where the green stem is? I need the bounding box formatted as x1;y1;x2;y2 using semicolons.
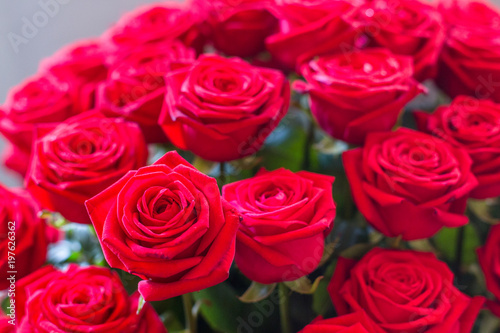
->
455;226;465;280
279;283;292;333
219;162;226;186
182;293;197;333
301;118;315;171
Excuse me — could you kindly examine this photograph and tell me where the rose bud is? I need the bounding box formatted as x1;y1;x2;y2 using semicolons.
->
266;0;363;70
26;111;148;224
477;224;500;317
223;168;335;284
328;248;485;333
194;0;279;57
415;96;500;199
96;41;196;143
343;128;477;240
0;75;79;176
39;38;109;111
0;185;59;289
17;265;167;332
158;54;290;161
436;0;500;102
294;48;424;145
346;0;445;81
85;151;240;301
103;2;206;54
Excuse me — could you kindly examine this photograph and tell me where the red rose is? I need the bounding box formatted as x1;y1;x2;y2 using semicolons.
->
26;111;148;224
39;39;109;111
415;96;500;199
299;312;380;333
328;248;485;333
0;75;79;176
266;0;361;70
17;265;167;333
97;41;195;143
85;151;240;301
477;224;500;317
0;185;59;289
294;48;424;145
343;128;477;240
347;0;445;81
436;1;500;102
159;54;290;161
222;168;335;284
195;0;278;57
103;3;205;54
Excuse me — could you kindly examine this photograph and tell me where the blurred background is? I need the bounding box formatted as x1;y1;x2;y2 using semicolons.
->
1;0;500;187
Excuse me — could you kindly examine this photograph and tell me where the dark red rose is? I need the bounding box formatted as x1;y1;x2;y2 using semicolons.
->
195;0;278;57
222;168;335;284
17;265;167;333
415;96;500;199
85;151;240;301
39;39;109;111
0;75;79;176
343;128;477;240
26;111;148;224
328;248;485;333
436;1;500;102
299;313;381;333
294;48;424;145
347;0;445;81
266;0;362;70
477;224;500;317
103;3;205;54
0;185;59;289
159;54;290;161
97;41;195;143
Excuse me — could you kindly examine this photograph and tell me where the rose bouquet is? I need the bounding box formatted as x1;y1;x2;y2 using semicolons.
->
1;0;500;332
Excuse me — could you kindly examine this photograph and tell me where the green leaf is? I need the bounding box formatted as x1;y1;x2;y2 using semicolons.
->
239;282;277;303
313;260;336;316
192;157;217;175
284;276;323;295
136;294;146;315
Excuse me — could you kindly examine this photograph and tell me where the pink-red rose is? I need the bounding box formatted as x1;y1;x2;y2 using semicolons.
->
415;96;500;199
0;185;59;289
85;151;240;301
343;128;477;240
159;54;290;161
195;0;278;57
97;41;195;143
477;224;500;317
299;313;380;333
103;3;205;53
436;0;500;102
222;168;335;284
26;111;148;224
0;75;79;176
17;265;167;333
328;248;485;333
347;0;445;81
294;48;423;145
39;39;109;111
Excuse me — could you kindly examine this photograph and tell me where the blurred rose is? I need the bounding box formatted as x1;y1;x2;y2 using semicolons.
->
329;248;485;333
415;96;500;199
26;111;148;224
343;128;477;240
294;48;423;145
17;265;167;332
477;224;500;317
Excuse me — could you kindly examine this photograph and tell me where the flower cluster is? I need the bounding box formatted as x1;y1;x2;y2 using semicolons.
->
1;0;499;332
